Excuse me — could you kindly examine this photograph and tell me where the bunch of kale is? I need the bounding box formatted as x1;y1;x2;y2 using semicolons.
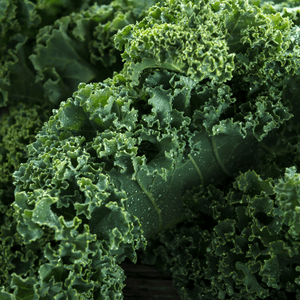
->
2;0;300;299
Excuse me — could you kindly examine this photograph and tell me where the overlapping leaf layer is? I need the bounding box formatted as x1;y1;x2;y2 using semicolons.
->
1;0;300;299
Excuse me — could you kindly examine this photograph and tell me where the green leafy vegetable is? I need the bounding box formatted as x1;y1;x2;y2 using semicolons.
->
140;167;300;299
2;0;300;299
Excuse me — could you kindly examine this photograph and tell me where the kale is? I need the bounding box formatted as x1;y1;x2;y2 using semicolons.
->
2;0;300;299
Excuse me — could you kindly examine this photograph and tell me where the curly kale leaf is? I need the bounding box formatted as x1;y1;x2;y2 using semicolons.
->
0;0;162;107
138;167;300;299
10;60;292;297
115;0;297;141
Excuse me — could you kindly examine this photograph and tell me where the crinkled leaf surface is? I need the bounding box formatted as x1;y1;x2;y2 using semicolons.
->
6;0;300;299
